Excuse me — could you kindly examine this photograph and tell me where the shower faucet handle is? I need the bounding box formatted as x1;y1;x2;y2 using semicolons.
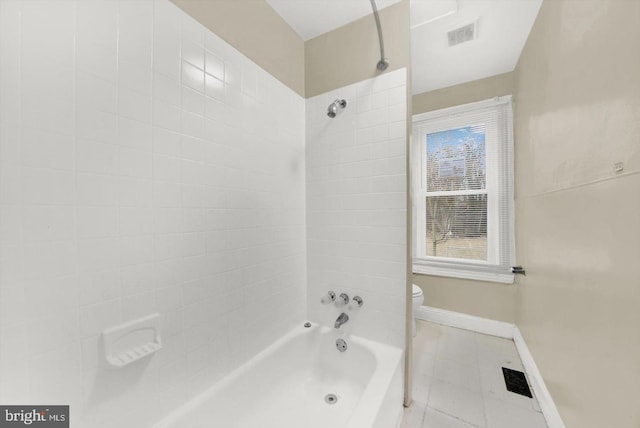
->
321;291;336;304
335;293;349;307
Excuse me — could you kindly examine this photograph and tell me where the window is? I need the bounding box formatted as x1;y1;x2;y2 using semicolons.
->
412;96;515;283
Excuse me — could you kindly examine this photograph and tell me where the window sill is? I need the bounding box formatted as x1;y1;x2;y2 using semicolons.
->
412;259;515;284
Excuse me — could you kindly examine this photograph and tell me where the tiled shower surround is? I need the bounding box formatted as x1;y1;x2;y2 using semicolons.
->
0;0;306;426
306;71;407;349
0;1;408;427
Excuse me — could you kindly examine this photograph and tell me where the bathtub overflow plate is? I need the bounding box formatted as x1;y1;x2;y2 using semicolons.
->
336;338;347;352
325;394;338;405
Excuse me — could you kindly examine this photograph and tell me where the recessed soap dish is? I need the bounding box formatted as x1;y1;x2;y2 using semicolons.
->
102;313;162;368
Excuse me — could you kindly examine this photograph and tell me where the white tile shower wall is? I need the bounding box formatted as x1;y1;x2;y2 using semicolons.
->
0;0;306;426
305;70;407;349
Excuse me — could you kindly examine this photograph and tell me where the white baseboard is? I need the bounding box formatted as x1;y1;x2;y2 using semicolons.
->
415;305;565;428
415;305;516;339
513;327;566;428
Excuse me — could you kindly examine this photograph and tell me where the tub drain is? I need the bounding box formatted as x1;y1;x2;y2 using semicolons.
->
324;394;338;405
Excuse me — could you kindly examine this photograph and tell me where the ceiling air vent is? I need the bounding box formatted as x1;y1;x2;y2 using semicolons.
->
447;21;478;47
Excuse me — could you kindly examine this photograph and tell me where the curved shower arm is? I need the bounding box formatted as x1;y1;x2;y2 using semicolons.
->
370;0;390;71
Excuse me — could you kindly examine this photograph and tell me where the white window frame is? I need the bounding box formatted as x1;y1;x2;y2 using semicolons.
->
412;96;515;284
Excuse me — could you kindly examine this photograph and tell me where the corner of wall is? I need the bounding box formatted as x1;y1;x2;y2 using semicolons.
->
171;0;305;97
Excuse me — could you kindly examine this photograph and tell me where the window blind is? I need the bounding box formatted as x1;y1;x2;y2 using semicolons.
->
412;96;515;283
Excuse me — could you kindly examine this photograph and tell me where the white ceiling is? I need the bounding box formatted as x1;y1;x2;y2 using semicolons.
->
266;0;403;41
411;0;542;94
266;0;543;94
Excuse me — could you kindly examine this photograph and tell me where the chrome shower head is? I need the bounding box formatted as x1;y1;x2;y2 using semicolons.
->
327;99;347;118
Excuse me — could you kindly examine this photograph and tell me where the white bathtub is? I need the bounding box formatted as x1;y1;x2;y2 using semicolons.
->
154;323;404;428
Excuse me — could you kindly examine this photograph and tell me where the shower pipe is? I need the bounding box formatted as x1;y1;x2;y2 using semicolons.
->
370;0;390;71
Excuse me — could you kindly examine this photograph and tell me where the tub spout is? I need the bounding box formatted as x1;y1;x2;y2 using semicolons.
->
334;313;349;329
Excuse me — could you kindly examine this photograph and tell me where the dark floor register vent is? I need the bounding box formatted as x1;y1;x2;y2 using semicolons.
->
502;367;533;398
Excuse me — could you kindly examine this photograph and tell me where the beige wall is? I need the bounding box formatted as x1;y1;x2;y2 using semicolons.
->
412;72;514;115
412;275;517;323
304;0;411;98
514;0;640;427
411;72;518;324
172;0;305;97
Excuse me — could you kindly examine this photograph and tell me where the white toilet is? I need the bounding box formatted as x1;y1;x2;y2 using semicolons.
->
412;284;424;337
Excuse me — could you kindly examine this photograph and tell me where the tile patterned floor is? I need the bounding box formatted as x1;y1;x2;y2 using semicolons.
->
402;320;548;428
